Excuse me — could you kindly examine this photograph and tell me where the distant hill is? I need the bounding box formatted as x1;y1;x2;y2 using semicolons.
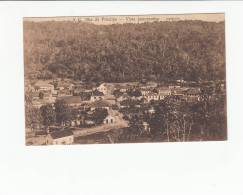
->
24;20;225;82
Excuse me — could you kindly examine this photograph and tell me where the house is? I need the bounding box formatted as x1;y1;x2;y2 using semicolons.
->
52;90;58;97
89;100;112;111
157;86;171;96
142;122;150;133
31;91;42;100
140;89;152;96
117;86;128;93
57;96;83;107
90;90;104;102
114;84;130;93
168;85;181;89
144;92;160;102
73;83;94;95
103;114;116;125
84;119;95;126
97;83;115;95
176;79;185;84
148;107;156;114
70;119;81;127
172;87;188;95
46;129;74;145
183;88;201;101
139;81;157;89
32;98;55;108
56;81;74;91
57;88;73;97
119;99;141;108
33;80;54;93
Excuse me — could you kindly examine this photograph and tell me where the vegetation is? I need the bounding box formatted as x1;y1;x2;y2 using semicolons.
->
90;108;108;125
24;20;225;82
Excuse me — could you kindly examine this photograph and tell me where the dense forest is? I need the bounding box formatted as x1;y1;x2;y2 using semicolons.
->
24;20;225;82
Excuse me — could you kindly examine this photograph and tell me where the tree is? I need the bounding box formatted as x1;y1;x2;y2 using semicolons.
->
165;111;193;142
127;89;142;97
24;20;225;83
54;99;72;126
25;106;43;131
148;98;194;142
25;90;43;131
113;89;123;98
39;91;44;99
90;108;108;125
40;104;56;126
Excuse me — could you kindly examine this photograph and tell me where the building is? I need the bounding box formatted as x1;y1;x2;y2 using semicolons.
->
103;114;116;125
168;85;181;89
57;88;73;97
97;83;115;95
113;83;130;92
46;129;74;145
142;122;151;133
141;89;152;96
144;92;160;102
56;81;74;91
57;96;83;107
89;100;112;111
90;90;105;102
148;107;156;114
32;98;55;108
73;83;94;95
172;87;188;95
183;88;201;101
33;80;54;93
157;86;171;96
70;119;81;127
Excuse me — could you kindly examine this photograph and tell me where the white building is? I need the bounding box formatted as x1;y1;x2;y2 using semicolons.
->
142;122;151;133
97;83;114;95
145;92;160;102
157;87;171;96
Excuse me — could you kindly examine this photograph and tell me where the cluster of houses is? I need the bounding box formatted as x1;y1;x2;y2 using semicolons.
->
26;79;210;109
25;78;226;145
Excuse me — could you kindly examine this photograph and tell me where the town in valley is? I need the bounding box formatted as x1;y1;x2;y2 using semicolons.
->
25;78;226;145
24;14;227;145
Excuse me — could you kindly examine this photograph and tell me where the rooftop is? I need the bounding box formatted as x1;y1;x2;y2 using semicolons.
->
89;100;112;108
184;88;201;95
34;80;54;88
57;96;82;104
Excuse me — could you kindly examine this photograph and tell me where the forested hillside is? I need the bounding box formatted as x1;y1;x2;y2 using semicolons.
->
24;20;225;82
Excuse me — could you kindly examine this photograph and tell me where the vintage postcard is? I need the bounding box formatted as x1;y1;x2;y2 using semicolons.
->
24;13;227;145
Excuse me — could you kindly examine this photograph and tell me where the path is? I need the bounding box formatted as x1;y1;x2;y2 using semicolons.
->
72;109;129;137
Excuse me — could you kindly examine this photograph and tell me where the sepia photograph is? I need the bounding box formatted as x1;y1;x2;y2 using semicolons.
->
24;13;227;146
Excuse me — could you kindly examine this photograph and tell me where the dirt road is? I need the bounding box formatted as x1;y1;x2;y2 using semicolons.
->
72;109;129;137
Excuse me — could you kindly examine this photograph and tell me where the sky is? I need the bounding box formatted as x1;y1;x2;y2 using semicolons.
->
24;13;224;25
